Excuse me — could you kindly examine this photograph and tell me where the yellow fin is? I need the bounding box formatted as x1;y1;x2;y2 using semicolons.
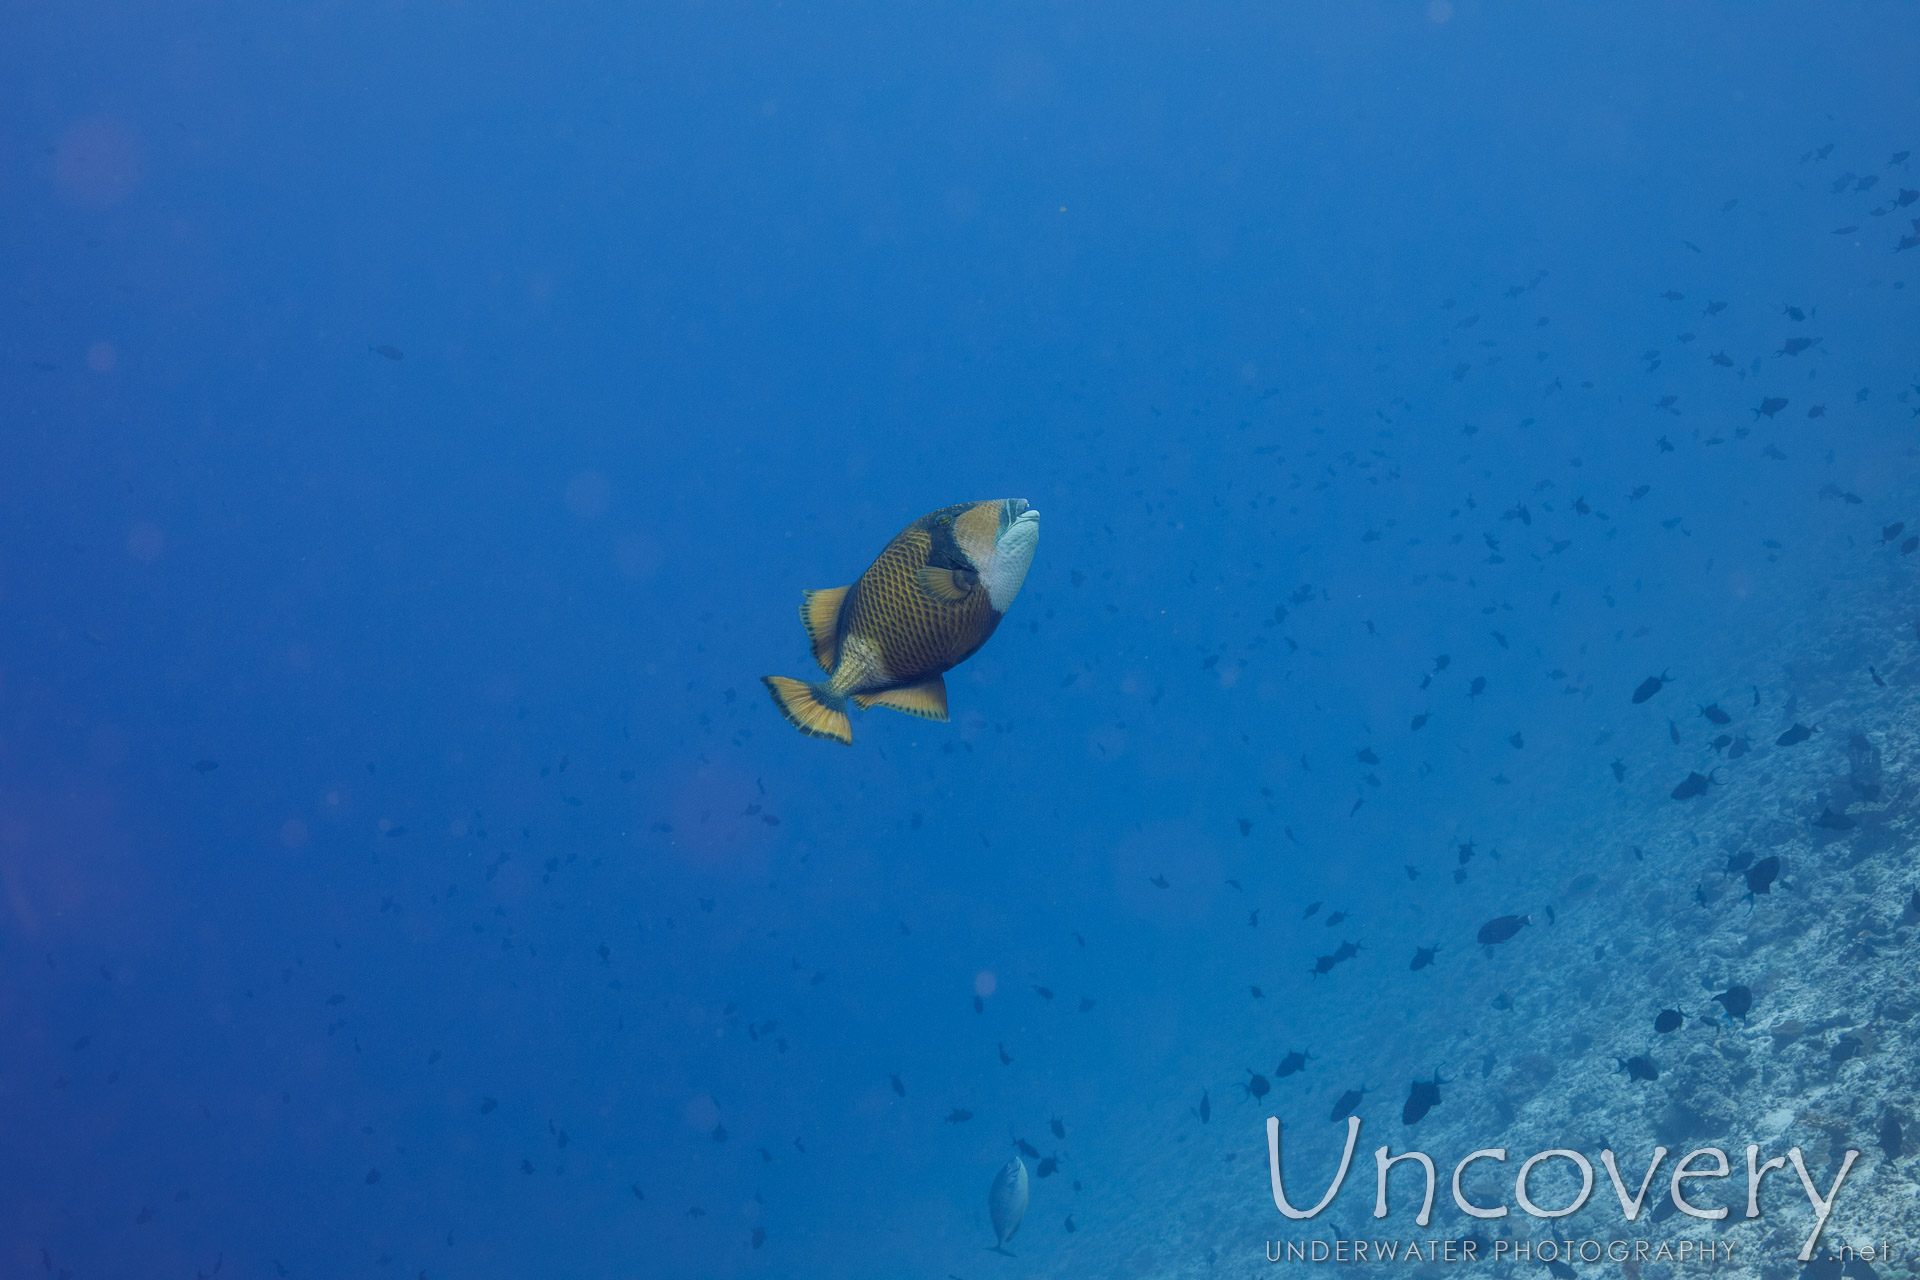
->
762;676;852;744
800;586;848;672
855;675;949;721
915;565;977;603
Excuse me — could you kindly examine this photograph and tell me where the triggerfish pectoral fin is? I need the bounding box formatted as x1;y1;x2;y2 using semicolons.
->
854;675;949;721
761;676;852;744
800;586;849;672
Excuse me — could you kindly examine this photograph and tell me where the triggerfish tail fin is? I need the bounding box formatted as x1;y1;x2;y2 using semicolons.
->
799;586;849;672
853;675;948;721
762;676;852;744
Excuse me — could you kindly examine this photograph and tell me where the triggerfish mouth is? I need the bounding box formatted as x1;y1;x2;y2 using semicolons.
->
762;498;1039;744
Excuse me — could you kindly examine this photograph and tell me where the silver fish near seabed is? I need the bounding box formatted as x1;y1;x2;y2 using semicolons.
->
988;1156;1029;1255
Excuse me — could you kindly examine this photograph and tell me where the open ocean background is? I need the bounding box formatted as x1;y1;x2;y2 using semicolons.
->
3;4;1917;1278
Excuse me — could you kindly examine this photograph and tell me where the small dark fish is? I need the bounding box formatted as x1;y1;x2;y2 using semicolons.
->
1610;758;1626;782
890;1073;905;1097
1468;676;1486;697
1776;337;1820;357
1033;986;1053;1000
1410;945;1440;971
1671;771;1712;800
1148;874;1169;888
1776;723;1815;746
1669;719;1681;745
1330;1087;1367;1122
1036;1156;1060;1178
1654;1009;1683;1034
1632;671;1672;703
1547;1260;1577;1280
1015;1137;1039;1158
1194;1090;1211;1123
1242;1070;1271;1101
1622;1055;1659;1083
1712;734;1732;753
1309;939;1361;978
1710;350;1734;367
1727;735;1751;759
1302;901;1321;919
1883;522;1906;544
1745;856;1781;895
945;1108;973;1123
1402;1072;1448;1125
1814;808;1856;831
1410;713;1428;731
1050;1117;1066;1140
1830;1034;1864;1064
1700;703;1731;725
1712;985;1753;1018
192;760;220;774
1477;914;1531;945
1880;1111;1903;1160
1702;300;1727;317
1457;840;1475;866
1404;865;1420;880
369;344;404;361
1356;747;1379;765
1753;397;1788;419
1491;992;1513;1010
1276;1049;1313;1077
1324;910;1348;927
1725;849;1755;875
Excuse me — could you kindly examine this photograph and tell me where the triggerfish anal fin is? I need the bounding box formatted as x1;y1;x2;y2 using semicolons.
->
761;676;852;744
914;565;978;603
800;586;849;672
854;676;949;721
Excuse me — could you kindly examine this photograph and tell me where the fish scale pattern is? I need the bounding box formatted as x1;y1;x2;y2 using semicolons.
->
834;519;999;694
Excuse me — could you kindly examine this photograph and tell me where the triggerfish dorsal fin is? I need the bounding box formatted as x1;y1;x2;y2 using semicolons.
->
800;586;849;672
761;677;852;744
854;676;949;721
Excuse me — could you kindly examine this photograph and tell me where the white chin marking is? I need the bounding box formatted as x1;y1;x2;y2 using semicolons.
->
983;511;1039;612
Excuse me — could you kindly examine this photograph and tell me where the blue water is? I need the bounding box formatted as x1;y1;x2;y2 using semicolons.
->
4;4;1917;1277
